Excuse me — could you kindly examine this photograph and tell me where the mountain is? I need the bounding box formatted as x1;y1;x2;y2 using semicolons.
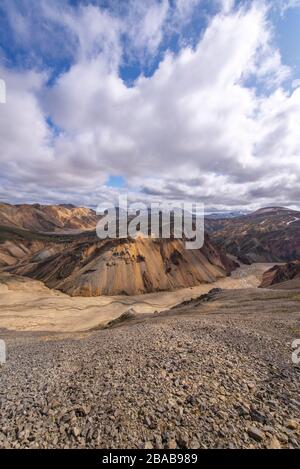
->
205;210;249;219
4;228;237;296
207;206;300;263
0;225;77;268
0;203;98;232
260;261;300;289
0;201;238;297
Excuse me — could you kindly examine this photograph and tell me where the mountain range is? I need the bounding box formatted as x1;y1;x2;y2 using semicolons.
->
0;203;98;232
1;202;299;296
0;203;236;296
206;206;300;263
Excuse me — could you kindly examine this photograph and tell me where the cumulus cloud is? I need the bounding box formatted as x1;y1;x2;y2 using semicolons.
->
0;0;299;210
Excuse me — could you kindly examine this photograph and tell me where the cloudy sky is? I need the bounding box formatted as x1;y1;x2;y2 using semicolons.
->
0;0;300;211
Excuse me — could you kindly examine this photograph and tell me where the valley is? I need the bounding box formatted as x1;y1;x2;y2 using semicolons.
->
0;203;299;450
0;262;272;332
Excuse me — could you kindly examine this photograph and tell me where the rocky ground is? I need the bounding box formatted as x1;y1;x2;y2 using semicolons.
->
0;288;300;449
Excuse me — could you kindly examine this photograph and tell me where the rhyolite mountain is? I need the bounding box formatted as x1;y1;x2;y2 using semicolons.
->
206;207;300;263
4;202;300;296
0;202;237;296
4;231;237;296
0;203;98;232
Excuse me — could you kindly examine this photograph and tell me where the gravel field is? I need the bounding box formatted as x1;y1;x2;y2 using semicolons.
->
0;288;300;449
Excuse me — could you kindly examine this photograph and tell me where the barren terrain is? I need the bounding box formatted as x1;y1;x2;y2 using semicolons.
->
0;287;299;449
0;204;299;450
0;263;272;332
207;207;300;263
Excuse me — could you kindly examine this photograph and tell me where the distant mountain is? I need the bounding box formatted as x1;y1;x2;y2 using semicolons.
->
207;206;300;263
0;203;98;232
205;210;249;220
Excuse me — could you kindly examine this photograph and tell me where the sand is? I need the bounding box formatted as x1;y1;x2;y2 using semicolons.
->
0;263;273;333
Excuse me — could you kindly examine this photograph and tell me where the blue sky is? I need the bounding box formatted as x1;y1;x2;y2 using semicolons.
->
274;6;300;76
0;0;300;209
0;0;213;85
1;1;299;86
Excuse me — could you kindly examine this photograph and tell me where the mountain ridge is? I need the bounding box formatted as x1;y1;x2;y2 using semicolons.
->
207;206;300;263
5;232;237;296
0;202;99;232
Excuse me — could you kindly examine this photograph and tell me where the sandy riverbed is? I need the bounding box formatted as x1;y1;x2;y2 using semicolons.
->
0;263;273;332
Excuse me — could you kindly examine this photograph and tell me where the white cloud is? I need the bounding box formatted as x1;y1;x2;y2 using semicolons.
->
0;0;300;209
219;0;235;14
279;0;300;13
126;0;170;57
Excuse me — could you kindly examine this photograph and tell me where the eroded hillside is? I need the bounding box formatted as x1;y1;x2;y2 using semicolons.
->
207;207;300;263
5;232;237;296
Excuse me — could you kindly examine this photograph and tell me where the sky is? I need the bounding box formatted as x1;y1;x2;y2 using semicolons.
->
0;0;300;211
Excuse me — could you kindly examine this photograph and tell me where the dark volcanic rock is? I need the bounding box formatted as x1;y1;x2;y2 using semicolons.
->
260;261;300;288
